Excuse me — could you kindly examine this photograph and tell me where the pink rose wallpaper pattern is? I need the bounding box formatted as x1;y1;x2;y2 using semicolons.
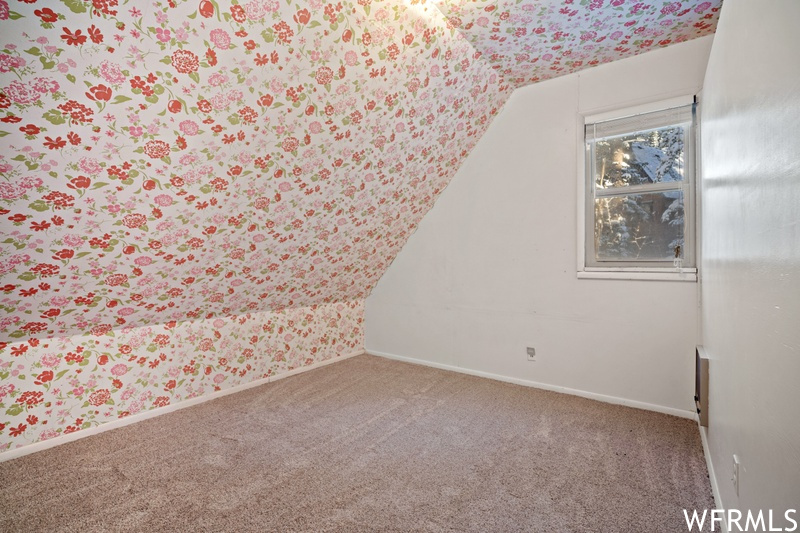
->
0;0;719;451
0;0;508;449
0;0;506;343
0;301;363;448
435;0;721;87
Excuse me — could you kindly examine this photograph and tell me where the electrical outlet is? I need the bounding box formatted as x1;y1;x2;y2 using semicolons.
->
526;347;536;361
732;454;740;496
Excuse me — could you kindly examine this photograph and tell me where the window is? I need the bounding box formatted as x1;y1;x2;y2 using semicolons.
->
578;97;697;281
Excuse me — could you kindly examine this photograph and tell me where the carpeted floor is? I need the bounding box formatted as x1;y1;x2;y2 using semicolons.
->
0;354;714;532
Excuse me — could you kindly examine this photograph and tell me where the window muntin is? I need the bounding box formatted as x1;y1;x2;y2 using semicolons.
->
584;103;695;271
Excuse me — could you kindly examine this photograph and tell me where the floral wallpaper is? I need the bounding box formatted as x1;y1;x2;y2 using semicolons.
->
0;301;363;449
434;0;722;87
0;0;507;343
0;0;508;449
0;0;720;451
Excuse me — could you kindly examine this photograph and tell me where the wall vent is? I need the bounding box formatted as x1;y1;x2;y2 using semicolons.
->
695;346;709;427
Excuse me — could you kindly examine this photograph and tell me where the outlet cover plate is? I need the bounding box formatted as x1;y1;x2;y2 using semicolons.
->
526;347;536;361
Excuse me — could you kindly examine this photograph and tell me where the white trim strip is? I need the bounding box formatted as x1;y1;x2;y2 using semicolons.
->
577;270;697;282
368;350;696;420
0;350;365;463
584;94;695;124
582;266;697;273
700;426;724;512
594;181;685;197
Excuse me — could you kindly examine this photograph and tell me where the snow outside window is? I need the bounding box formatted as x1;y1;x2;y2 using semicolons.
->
580;99;697;281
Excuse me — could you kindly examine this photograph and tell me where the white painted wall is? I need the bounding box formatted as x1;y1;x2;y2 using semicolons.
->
700;0;800;518
365;36;713;414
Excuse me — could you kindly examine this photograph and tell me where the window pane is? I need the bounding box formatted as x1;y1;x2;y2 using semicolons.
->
594;191;684;261
593;125;685;189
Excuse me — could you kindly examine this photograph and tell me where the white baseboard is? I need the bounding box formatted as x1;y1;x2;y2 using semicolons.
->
0;350;364;463
700;425;725;514
368;349;697;420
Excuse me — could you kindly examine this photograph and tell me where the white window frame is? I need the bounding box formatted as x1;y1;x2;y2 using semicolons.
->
577;95;698;282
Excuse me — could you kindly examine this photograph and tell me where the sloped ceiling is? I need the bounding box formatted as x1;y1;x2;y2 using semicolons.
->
0;0;720;343
435;0;721;87
0;0;510;342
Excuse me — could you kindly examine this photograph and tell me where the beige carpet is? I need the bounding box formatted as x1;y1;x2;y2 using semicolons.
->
0;354;714;532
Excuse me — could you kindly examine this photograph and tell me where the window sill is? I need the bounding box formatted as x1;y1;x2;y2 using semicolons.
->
577;269;697;282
